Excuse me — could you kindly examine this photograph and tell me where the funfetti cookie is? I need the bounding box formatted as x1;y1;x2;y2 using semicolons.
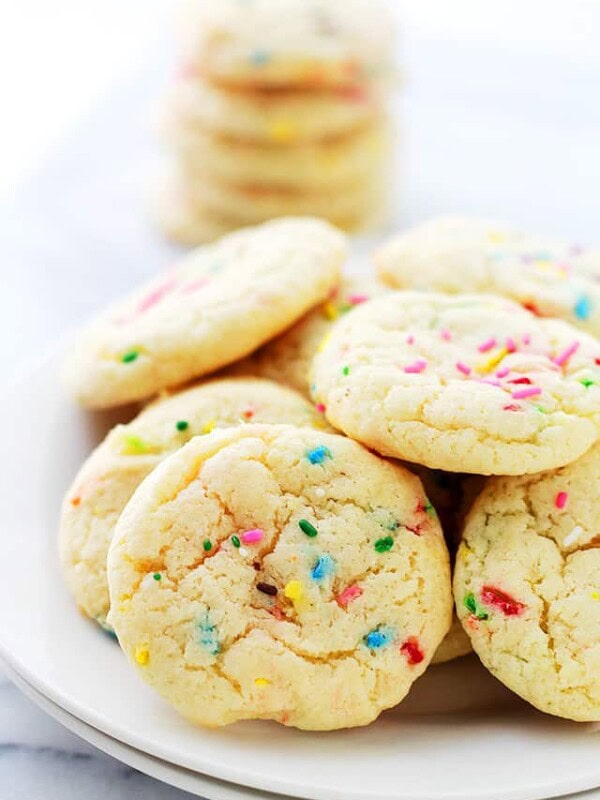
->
375;216;600;338
311;291;600;475
107;424;452;730
178;0;396;90
454;443;600;721
63;217;346;408
60;377;331;629
234;277;387;395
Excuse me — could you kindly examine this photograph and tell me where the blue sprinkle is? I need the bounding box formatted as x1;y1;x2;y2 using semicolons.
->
198;612;220;655
364;626;395;650
306;445;332;465
574;294;591;320
311;554;335;581
250;50;270;66
97;617;118;641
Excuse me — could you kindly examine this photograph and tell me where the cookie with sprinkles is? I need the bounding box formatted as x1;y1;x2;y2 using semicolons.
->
59;378;332;628
233;276;388;395
375;216;600;338
454;442;600;720
311;291;600;475
107;424;451;730
178;0;397;90
63;217;346;408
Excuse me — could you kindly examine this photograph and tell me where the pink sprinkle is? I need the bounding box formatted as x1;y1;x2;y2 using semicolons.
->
336;585;363;608
406;335;415;345
182;277;210;294
478;379;502;387
496;367;510;379
553;341;580;368
316;403;326;414
404;360;427;374
512;386;542;400
348;293;368;305
503;403;522;412
522;334;531;346
241;529;264;544
440;329;452;341
555;491;568;510
478;337;497;353
456;361;472;376
505;337;517;353
137;277;177;313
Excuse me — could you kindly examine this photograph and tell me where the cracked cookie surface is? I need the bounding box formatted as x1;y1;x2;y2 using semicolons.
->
375;216;600;338
311;291;600;475
60;378;331;628
454;443;600;721
63;217;346;408
107;424;452;730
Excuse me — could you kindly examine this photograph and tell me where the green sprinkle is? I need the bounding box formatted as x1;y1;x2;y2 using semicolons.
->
580;378;595;388
121;349;139;364
231;535;241;548
123;434;147;454
375;536;394;553
424;501;436;516
342;365;350;376
536;406;548;414
299;519;318;538
153;573;161;581
463;592;489;620
203;539;212;552
176;420;189;431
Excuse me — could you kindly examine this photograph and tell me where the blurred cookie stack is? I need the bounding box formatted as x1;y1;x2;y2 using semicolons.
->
156;0;398;244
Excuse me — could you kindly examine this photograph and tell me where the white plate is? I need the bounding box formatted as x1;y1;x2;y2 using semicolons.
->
1;346;599;800
1;659;286;800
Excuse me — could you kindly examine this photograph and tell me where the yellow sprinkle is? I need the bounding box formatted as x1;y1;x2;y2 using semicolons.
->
317;332;332;353
321;301;338;321
488;232;505;244
476;347;508;374
592;592;600;601
123;434;148;454
268;120;296;143
255;678;270;687
135;647;149;666
202;419;215;434
284;580;303;605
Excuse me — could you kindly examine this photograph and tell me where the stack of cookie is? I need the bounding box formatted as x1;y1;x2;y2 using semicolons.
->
60;215;600;730
156;0;397;244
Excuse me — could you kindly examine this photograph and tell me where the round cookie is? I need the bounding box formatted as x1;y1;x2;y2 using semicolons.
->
454;443;600;721
234;277;387;395
107;424;452;730
311;291;600;475
163;121;389;191
375;216;600;338
166;75;385;144
177;0;396;90
63;217;346;408
60;377;331;628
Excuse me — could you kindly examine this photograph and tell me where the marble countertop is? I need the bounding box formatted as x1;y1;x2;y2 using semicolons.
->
1;2;599;797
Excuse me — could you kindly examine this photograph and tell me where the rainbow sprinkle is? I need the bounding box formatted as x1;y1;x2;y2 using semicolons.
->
364;626;394;650
463;592;489;620
123;435;148;454
241;529;263;545
121;349;139;364
284;580;303;606
298;519;318;538
336;584;363;608
553;341;580;367
176;420;189;432
231;535;241;548
478;337;496;353
404;359;427;374
512;386;542;400
198;613;220;655
555;491;568;510
400;637;425;665
306;445;332;465
134;647;149;666
574;295;591;320
456;361;472;376
375;536;394;553
311;554;335;581
203;539;212;552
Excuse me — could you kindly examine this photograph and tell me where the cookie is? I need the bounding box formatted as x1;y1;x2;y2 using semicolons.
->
177;0;396;90
63;217;346;408
107;424;452;730
454;443;600;721
164;121;389;190
375;216;600;338
311;291;600;475
234;277;387;395
60;377;331;628
166;76;385;144
432;617;472;665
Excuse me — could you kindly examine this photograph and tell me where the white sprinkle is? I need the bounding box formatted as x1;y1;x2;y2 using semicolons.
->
314;487;326;498
239;547;249;557
564;526;584;547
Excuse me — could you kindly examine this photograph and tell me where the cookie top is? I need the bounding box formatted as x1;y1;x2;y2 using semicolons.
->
107;424;452;730
60;377;331;627
311;291;600;475
235;277;387;394
375;216;600;338
178;0;397;89
454;443;600;721
63;217;346;408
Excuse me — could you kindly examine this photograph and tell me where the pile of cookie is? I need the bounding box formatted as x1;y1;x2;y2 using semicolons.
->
156;0;396;244
60;215;600;730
